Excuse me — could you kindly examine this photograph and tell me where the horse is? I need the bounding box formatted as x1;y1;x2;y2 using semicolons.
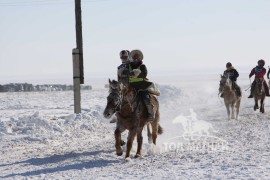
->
219;74;241;120
103;79;163;159
252;78;266;113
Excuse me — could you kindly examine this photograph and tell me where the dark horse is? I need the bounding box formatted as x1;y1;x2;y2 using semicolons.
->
253;78;266;113
103;79;163;160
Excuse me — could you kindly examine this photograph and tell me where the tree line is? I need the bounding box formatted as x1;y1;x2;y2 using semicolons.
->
0;83;92;92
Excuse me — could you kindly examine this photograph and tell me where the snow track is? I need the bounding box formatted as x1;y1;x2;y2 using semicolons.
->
1;79;270;179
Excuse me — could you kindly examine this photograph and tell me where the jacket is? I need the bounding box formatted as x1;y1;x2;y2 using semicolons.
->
249;66;266;79
128;60;152;90
223;67;239;82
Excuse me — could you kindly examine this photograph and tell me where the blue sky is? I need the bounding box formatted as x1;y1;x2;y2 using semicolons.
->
0;0;270;84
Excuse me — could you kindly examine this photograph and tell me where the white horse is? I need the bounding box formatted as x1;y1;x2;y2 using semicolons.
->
219;74;241;120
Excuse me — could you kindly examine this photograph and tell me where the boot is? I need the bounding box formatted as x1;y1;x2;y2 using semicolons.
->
237;89;242;97
142;91;155;121
234;85;242;97
145;104;155;121
248;93;253;98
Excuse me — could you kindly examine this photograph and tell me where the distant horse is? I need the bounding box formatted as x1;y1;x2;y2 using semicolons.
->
103;79;163;159
253;78;266;113
219;74;241;120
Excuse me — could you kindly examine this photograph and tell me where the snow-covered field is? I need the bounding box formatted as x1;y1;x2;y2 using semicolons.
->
1;75;270;179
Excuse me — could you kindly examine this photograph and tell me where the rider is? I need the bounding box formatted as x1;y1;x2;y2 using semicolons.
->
248;59;270;98
118;49;159;121
117;50;130;85
220;62;241;98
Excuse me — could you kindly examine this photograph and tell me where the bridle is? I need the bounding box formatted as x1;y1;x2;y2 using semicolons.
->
107;90;122;112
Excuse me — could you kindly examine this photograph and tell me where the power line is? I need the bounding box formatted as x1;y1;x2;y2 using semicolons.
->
0;0;111;7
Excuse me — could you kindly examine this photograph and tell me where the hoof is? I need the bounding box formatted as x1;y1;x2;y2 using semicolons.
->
110;118;117;123
135;154;141;158
116;151;123;156
120;140;126;146
125;157;131;161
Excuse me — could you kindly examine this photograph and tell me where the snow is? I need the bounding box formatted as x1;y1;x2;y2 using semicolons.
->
1;74;270;179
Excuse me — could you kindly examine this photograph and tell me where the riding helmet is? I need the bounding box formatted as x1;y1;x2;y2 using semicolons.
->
226;62;232;68
258;59;265;67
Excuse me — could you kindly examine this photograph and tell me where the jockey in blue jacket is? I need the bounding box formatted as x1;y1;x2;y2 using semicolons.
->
220;62;241;97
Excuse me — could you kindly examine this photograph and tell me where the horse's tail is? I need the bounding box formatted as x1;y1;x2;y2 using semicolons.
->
158;125;164;135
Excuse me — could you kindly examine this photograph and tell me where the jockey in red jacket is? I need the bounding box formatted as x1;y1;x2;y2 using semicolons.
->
248;59;270;98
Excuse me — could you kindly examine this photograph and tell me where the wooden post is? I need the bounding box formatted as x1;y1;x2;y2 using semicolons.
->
73;48;81;114
75;0;84;84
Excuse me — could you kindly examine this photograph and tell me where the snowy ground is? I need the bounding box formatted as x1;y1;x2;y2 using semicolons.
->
1;75;270;179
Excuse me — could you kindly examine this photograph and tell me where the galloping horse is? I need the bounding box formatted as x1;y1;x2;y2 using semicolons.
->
219;74;241;120
103;79;163;159
253;78;266;113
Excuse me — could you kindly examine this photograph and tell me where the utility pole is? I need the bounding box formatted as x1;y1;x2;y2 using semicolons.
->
73;0;83;114
75;0;84;84
73;48;81;114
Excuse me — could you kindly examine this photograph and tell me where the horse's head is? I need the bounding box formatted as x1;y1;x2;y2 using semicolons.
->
219;73;232;92
103;79;122;119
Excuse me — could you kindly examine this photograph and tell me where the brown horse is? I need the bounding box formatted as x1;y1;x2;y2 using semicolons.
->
103;79;163;160
219;74;241;120
253;78;266;113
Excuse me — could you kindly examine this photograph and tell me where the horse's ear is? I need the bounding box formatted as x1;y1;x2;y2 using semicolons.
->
220;74;223;78
108;78;112;84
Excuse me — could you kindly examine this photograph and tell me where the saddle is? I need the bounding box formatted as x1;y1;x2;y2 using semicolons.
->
147;83;160;96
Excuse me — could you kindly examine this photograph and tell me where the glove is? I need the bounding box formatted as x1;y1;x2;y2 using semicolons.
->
132;69;141;77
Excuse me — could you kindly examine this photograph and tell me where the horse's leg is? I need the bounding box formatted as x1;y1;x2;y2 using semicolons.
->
254;98;259;111
225;102;230;120
135;127;144;158
151;111;160;145
260;97;265;113
235;98;241;120
115;127;124;156
147;123;153;144
125;128;137;159
231;103;235;119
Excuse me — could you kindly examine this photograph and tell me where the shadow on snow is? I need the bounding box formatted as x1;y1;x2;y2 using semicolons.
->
0;149;118;178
